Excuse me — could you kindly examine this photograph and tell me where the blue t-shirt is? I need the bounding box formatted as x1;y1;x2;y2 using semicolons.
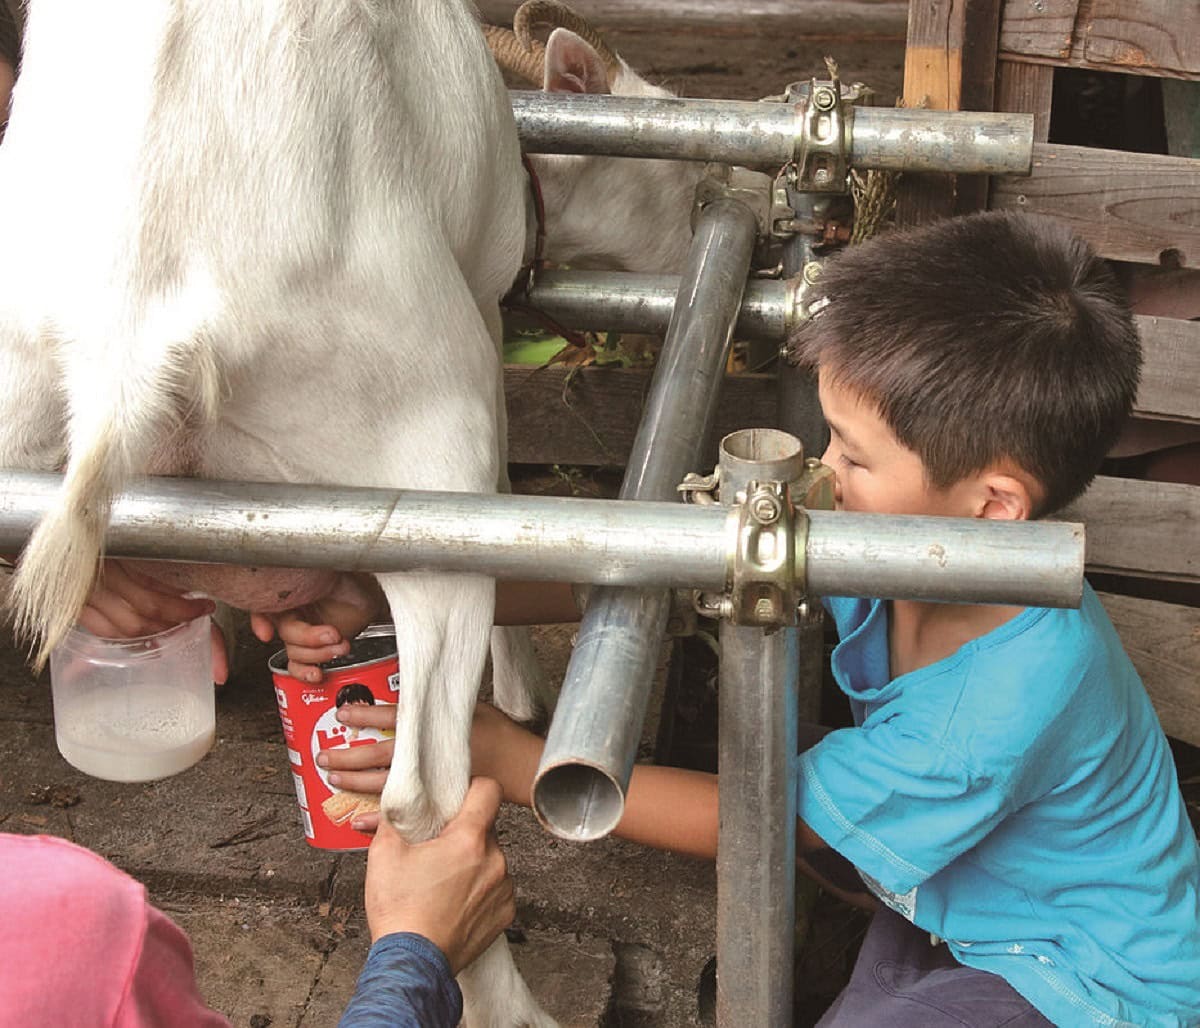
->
798;585;1200;1027
339;932;462;1028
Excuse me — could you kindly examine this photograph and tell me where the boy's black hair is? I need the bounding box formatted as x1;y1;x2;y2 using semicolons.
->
788;210;1142;515
335;682;375;707
0;2;19;73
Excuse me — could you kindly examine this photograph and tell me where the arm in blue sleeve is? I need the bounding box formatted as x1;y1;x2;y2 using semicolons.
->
338;932;463;1028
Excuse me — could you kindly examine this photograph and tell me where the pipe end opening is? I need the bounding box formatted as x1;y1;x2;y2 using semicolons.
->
532;762;625;842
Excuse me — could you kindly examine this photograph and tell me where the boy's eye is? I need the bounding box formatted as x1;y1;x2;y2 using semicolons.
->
838;454;860;469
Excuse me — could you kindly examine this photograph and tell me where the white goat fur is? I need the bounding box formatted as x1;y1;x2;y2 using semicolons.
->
533;27;706;274
0;3;553;1024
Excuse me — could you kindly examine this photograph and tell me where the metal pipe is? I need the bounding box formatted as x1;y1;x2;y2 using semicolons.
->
716;430;802;1026
531;197;760;842
511;92;1034;175
0;470;1086;608
803;511;1086;605
777;192;830;467
519;270;794;341
777;191;831;733
0;471;727;588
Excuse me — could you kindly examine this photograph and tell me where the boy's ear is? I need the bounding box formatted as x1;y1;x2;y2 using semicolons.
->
976;466;1040;522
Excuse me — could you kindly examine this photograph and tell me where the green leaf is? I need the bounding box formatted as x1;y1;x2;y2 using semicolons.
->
503;336;569;365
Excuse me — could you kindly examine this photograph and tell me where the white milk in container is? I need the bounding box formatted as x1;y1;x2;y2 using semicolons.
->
50;615;216;782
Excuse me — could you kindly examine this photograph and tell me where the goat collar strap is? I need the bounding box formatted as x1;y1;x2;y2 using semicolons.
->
505;155;590;352
518;154;548;293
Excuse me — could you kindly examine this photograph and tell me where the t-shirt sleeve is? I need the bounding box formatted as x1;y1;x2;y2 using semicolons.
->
338;932;463;1028
797;722;1014;897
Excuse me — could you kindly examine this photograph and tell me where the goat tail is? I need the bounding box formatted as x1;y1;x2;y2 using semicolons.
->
8;317;224;670
9;424;123;669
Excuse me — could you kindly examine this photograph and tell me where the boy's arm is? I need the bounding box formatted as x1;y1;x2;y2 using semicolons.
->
332;704;876;911
474;705;876;909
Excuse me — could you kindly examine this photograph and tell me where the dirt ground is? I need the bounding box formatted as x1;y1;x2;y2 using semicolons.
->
0;5;909;1027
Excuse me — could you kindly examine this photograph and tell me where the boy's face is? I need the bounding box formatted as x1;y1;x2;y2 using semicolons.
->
817;370;979;518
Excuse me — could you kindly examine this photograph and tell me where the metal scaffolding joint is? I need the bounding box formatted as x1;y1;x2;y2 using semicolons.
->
727;479;799;627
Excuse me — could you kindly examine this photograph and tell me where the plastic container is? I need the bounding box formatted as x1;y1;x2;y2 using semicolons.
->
269;624;399;850
49;615;216;782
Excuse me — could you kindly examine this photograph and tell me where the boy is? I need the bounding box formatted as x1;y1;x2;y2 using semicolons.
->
325;212;1200;1026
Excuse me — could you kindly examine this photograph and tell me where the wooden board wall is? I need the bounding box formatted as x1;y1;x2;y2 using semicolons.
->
1099;593;1200;747
999;0;1200;80
991;144;1200;266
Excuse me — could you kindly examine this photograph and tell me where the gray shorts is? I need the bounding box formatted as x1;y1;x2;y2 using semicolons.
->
817;906;1054;1028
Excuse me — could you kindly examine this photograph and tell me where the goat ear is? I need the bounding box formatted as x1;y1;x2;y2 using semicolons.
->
543;28;610;95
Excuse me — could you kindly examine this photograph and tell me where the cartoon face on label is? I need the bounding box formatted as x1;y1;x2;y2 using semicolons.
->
310;701;395;793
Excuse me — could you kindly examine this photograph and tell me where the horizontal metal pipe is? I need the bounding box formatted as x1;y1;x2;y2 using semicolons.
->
804;511;1085;606
519;270;793;341
511;92;1034;175
849;107;1034;174
0;471;1085;608
0;471;728;589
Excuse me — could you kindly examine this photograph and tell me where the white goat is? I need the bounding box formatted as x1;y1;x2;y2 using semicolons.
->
488;0;705;274
0;2;552;1024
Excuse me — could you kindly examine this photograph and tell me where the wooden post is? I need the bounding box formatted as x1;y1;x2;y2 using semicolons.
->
994;60;1054;142
897;0;1004;224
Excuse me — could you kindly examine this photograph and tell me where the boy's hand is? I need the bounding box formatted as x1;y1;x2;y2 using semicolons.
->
321;702;545;834
320;703;397;832
81;559;229;684
249;571;387;682
365;777;515;974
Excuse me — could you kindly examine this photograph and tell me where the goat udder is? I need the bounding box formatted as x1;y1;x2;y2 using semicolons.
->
123;560;338;613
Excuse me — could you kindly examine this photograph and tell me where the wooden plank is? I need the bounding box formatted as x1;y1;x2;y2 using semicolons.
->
994;59;1053;141
1061;476;1200;584
991;143;1200;266
1086;0;1200;80
998;0;1078;62
505;366;782;467
1097;592;1200;747
1135;316;1200;425
897;0;1004;224
999;0;1200;80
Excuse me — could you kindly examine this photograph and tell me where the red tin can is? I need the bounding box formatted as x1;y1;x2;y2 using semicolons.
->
269;625;398;850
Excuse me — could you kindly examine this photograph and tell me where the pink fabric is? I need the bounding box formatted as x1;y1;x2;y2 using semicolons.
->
0;834;231;1027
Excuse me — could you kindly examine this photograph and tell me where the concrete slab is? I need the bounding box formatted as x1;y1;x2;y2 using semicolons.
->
510;929;618;1026
168;893;334;1027
503;811;714;1028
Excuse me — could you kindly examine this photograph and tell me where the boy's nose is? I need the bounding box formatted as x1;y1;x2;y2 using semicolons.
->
819;445;843;505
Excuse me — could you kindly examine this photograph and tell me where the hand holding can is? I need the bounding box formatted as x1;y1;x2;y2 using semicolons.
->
270;626;399;849
318;703;398;833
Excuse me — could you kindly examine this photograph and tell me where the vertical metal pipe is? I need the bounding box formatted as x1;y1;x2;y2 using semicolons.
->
777;193;829;461
531;197;759;841
776;188;829;729
716;429;804;1027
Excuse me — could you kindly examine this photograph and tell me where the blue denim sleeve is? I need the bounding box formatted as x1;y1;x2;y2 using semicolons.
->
338;932;463;1028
